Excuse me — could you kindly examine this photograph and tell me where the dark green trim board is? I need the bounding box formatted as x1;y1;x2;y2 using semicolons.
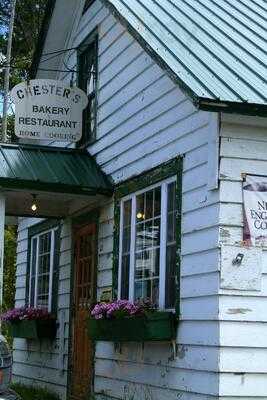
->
115;157;183;199
72;209;99;227
28;219;60;237
113;157;183;317
198;98;267;118
51;226;61;314
112;196;120;300
175;159;183;316
25;237;32;308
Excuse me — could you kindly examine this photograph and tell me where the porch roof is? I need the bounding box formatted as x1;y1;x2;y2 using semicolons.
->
0;143;113;197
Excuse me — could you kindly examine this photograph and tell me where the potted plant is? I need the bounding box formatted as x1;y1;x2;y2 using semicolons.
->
1;307;57;340
87;300;176;342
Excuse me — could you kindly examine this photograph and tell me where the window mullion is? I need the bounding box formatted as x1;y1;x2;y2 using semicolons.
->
129;196;136;301
48;230;55;313
159;183;168;309
118;202;124;300
34;236;40;308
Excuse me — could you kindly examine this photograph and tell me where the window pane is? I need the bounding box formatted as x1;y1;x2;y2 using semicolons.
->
134;278;159;306
37;232;52;309
165;181;177;308
90;96;96;133
123;200;132;226
145;190;153;220
121;255;130;299
30;238;37;307
78;39;97;147
120;200;132;299
136;218;161;251
136;193;144;221
122;227;131;253
154;186;161;217
134;186;161;306
87;64;95;95
135;248;159;279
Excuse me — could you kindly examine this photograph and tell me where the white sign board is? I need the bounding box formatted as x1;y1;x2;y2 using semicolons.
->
10;79;88;142
243;175;267;246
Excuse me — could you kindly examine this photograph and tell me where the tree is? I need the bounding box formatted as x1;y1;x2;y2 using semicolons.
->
0;0;48;141
2;226;17;343
0;0;48;92
3;226;17;313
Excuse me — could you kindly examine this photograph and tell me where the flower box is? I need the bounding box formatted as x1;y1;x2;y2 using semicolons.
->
87;312;176;342
9;319;57;340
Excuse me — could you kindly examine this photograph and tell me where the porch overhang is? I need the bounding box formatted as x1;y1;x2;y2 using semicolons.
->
0;143;113;218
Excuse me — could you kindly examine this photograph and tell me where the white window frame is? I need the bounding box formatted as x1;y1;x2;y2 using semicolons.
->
118;176;177;310
29;227;58;312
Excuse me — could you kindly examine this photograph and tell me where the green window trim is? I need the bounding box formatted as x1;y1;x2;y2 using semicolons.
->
26;219;61;315
28;219;60;238
113;157;183;316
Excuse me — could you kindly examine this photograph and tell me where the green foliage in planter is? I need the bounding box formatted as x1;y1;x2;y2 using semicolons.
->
87;312;176;342
10;383;60;400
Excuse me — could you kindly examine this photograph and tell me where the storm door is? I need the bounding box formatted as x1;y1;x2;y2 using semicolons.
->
69;223;97;400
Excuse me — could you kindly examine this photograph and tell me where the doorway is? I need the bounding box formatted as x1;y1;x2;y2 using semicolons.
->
69;223;97;400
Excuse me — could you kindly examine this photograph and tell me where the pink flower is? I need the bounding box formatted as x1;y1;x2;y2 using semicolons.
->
90;299;154;320
1;307;54;323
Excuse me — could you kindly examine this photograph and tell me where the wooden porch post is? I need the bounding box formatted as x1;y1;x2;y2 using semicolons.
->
0;195;6;316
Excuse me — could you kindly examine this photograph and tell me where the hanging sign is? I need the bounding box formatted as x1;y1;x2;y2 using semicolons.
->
10;79;88;142
243;175;267;246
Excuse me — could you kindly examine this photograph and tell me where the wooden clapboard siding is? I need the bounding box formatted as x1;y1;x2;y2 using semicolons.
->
77;4;219;399
14;1;221;399
12;218;72;399
218;115;267;398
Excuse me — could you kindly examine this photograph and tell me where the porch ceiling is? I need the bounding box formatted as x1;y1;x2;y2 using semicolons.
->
0;143;113;218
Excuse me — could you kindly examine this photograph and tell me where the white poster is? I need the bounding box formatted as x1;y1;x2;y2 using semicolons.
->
10;79;88;142
243;175;267;246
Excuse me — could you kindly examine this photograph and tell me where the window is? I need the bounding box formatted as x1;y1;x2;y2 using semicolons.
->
77;34;98;147
29;227;59;312
118;177;178;309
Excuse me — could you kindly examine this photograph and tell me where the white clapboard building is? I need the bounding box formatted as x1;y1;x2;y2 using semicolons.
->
4;0;267;399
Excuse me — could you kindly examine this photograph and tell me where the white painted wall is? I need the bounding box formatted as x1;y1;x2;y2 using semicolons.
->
12;218;72;398
219;114;267;399
14;1;221;399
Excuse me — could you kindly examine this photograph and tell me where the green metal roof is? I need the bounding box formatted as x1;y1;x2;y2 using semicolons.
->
102;0;267;116
0;144;113;196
